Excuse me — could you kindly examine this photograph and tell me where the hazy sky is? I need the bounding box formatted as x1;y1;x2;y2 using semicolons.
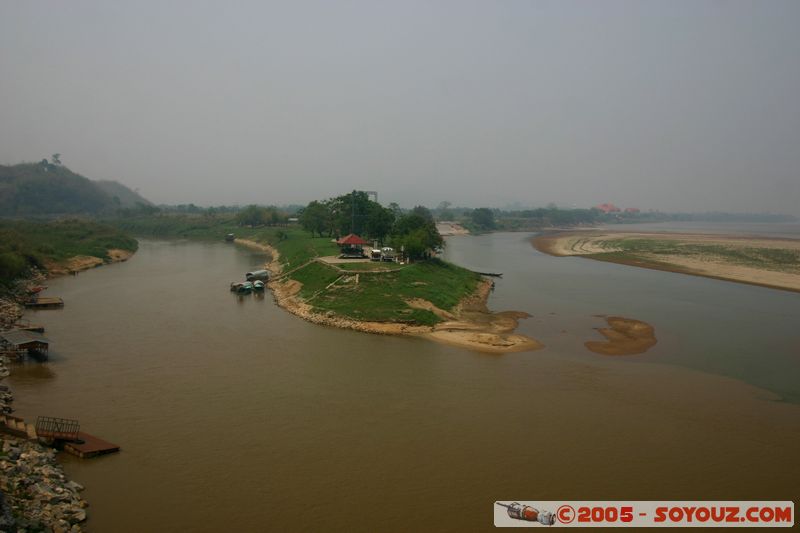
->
2;1;799;213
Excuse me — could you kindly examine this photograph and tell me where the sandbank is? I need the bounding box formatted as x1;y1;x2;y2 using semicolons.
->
532;231;800;293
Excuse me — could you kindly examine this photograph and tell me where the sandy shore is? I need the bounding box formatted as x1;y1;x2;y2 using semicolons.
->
436;222;470;236
44;248;135;277
235;239;542;353
533;231;800;293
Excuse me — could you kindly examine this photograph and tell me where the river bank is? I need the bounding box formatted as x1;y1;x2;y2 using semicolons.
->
0;247;135;531
7;236;800;531
1;352;88;531
235;238;543;353
532;231;800;293
43;248;135;277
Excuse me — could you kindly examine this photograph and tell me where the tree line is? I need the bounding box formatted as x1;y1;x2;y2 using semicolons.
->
298;191;442;259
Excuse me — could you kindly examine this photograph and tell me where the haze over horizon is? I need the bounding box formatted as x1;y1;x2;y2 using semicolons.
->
1;1;799;214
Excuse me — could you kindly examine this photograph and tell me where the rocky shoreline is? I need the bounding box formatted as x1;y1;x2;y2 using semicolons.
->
1;348;89;532
0;430;88;533
0;257;124;532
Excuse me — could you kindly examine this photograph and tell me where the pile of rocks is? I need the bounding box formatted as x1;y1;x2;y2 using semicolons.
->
1;383;12;415
0;298;23;331
1;435;88;532
0;269;47;330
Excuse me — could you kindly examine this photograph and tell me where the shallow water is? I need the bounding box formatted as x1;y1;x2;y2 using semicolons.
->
7;236;800;532
447;232;800;403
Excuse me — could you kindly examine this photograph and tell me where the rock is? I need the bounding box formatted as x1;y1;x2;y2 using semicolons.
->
0;435;89;530
66;481;85;492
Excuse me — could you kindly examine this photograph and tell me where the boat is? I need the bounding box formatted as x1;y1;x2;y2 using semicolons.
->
230;281;254;293
224;233;235;242
246;270;270;281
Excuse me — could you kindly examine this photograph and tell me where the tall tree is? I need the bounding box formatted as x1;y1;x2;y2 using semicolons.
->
299;200;331;237
470;207;496;230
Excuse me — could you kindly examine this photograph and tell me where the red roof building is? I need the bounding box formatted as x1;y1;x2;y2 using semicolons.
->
596;203;621;214
336;234;370;246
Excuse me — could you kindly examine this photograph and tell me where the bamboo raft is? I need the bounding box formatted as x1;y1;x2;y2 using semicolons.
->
24;297;64;309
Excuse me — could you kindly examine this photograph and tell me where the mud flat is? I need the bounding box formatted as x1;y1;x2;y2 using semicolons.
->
585;316;657;355
532;231;800;293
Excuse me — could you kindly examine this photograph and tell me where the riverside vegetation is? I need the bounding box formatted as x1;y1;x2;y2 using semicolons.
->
0;219;138;289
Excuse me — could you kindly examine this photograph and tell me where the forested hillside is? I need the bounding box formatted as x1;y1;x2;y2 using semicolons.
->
0;161;149;216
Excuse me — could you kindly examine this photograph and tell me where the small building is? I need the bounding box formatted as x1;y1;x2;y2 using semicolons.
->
596;203;621;214
336;234;370;258
0;329;50;358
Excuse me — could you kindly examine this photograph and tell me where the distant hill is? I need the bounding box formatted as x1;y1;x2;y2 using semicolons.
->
94;179;152;209
0;161;150;216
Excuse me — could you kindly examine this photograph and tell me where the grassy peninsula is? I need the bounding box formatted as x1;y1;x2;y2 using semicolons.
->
112;200;541;352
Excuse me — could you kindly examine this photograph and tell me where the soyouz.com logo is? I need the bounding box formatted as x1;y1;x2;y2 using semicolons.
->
494;501;794;527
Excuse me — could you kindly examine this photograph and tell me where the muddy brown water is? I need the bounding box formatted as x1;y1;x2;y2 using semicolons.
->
7;236;800;532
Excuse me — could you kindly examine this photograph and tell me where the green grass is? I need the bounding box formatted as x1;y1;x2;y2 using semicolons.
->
265;232;338;267
337;262;405;271
0;219;138;286
292;261;343;298
292;258;480;326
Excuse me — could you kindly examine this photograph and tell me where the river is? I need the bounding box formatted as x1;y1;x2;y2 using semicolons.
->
7;233;800;532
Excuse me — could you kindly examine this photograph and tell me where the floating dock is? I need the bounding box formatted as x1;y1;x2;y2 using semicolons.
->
34;416;120;459
63;432;121;458
25;297;64;309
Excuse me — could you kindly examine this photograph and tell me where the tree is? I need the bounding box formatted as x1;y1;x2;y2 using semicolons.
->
470;207;496;230
235;205;286;227
391;212;443;259
299;200;331;237
364;202;395;243
51;153;62;165
411;205;433;222
436;201;454;221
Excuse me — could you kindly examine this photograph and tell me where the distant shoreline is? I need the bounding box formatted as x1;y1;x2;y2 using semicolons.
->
532;231;800;294
43;248;135;278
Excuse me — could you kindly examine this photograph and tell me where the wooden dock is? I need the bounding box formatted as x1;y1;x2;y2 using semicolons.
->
25;297;64;309
63;432;121;458
34;416;120;458
14;321;45;333
475;271;503;277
